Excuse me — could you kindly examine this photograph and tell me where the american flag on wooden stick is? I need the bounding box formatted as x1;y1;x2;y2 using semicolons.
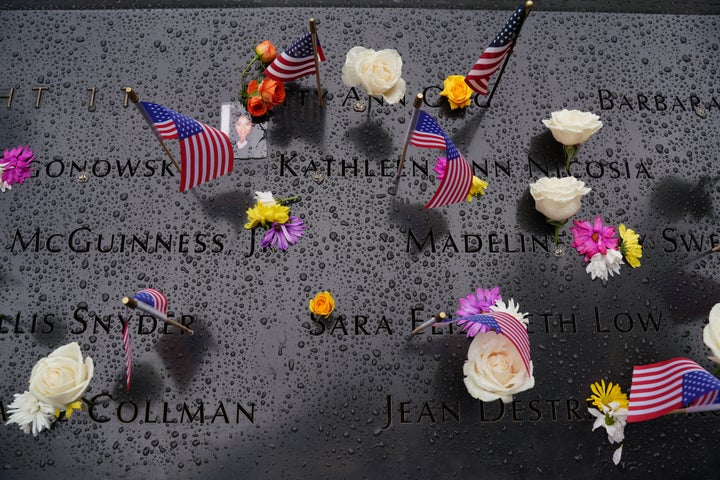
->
464;5;526;95
264;32;326;82
140;102;233;192
409;110;472;209
122;288;169;391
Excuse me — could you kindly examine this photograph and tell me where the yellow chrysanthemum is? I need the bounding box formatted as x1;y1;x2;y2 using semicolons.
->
54;400;85;419
244;202;290;229
619;224;642;268
466;176;489;203
587;380;628;411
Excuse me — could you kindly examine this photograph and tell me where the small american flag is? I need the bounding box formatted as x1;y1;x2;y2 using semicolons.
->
453;312;532;374
410;110;472;209
465;5;526;95
627;357;720;423
123;288;169;391
133;288;168;315
264;32;326;82
140;102;233;192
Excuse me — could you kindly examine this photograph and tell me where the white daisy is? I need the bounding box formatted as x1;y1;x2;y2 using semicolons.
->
6;391;56;436
490;298;529;326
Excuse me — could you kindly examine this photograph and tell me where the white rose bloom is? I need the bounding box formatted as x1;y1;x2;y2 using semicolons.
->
342;46;406;104
586;250;623;282
703;303;720;364
254;191;276;206
529;176;591;222
542;109;603;146
463;331;534;403
29;342;94;411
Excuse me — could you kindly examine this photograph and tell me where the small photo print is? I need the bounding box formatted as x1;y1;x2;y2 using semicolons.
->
220;103;267;159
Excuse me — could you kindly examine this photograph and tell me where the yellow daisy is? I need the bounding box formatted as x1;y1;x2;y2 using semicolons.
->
244;202;290;229
466;176;489;203
55;400;85;419
619;224;642;268
587;380;628;411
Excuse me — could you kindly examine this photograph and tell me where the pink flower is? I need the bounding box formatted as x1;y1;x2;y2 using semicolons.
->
433;157;447;181
1;146;35;186
456;286;501;336
570;216;618;261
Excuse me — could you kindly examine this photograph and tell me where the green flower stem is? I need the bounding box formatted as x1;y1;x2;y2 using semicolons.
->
713;366;720;378
546;219;568;247
564;144;579;173
241;54;261;79
239;53;263;101
276;196;299;205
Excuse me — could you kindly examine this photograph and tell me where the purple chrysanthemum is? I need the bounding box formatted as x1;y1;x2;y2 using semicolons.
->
433;157;447;181
261;216;306;251
570;216;618;261
1;146;35;186
456;286;501;336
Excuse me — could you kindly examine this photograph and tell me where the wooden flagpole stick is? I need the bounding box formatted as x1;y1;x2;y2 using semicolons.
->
396;93;424;177
122;296;195;335
411;312;447;335
480;0;535;108
309;18;324;108
125;87;182;173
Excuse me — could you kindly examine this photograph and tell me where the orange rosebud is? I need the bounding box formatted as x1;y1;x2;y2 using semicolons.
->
259;78;286;107
309;291;335;318
246;96;268;117
255;40;277;63
247;79;259;95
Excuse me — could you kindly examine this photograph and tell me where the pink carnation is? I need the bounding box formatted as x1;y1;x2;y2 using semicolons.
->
1;146;35;186
433;157;447;181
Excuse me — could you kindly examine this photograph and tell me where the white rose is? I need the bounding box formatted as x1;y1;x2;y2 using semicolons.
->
529;176;591;222
542;109;603;146
29;342;94;411
463;331;535;403
341;46;406;104
703;304;720;364
254;191;276;206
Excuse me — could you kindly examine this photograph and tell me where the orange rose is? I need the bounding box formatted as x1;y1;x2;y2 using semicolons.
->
271;82;286;106
440;75;473;110
246;96;268;117
247;79;259;95
255;40;277;63
309;291;335;318
259;78;286;107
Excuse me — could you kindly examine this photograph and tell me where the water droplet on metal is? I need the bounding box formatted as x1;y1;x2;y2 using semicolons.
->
77;171;89;183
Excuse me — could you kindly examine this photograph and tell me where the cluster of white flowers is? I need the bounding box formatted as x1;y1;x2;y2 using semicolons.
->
588;401;627;465
585;249;624;282
6;343;94;436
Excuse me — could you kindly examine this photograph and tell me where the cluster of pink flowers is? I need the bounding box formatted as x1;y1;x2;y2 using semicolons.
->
569;216;641;282
0;146;34;192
